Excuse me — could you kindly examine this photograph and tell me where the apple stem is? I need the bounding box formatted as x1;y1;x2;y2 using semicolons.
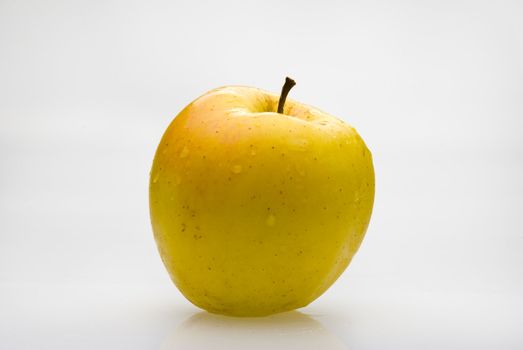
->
277;77;296;114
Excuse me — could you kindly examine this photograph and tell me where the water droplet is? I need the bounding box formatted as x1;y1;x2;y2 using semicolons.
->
295;163;306;177
354;191;361;204
180;146;189;158
232;165;242;174
152;172;160;183
266;214;276;227
250;149;256;156
289;138;308;151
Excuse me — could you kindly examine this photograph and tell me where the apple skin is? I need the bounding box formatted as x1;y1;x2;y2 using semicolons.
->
149;85;374;316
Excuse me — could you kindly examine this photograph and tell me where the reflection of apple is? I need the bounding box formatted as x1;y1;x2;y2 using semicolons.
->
161;311;347;350
150;78;374;316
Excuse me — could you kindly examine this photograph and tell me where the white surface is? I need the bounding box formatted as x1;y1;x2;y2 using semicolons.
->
1;0;522;349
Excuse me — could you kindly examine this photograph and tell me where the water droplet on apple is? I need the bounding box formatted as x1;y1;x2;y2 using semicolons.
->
152;172;160;183
289;138;309;151
180;146;189;158
232;165;242;174
294;163;306;177
354;191;361;205
266;214;276;227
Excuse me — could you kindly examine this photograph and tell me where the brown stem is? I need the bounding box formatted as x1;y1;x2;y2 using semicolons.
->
277;77;296;114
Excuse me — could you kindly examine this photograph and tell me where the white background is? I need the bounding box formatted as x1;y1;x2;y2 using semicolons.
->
1;0;522;349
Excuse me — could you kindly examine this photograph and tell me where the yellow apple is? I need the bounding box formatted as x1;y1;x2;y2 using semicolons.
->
149;78;374;316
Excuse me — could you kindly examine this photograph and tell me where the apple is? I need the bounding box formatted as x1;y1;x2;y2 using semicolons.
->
149;78;375;316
